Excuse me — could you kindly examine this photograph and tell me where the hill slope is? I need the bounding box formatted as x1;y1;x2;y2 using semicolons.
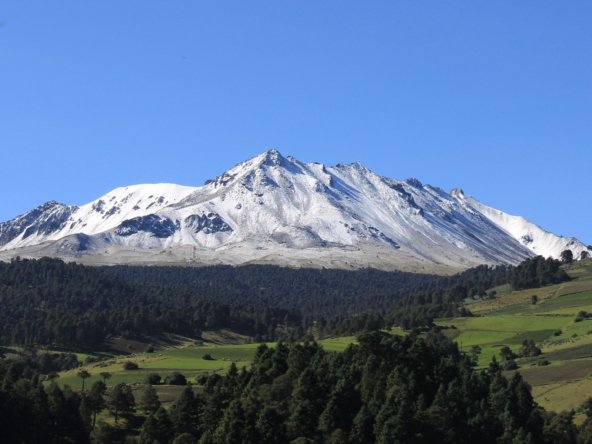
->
442;259;592;413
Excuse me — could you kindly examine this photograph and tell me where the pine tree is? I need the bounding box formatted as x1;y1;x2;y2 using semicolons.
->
87;380;106;429
77;369;91;393
139;407;173;444
108;383;135;422
170;385;200;437
350;406;375;444
139;384;161;415
256;406;286;443
212;399;246;444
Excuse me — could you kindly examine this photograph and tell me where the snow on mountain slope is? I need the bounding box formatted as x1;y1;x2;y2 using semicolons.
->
0;149;588;272
0;183;197;250
455;190;589;259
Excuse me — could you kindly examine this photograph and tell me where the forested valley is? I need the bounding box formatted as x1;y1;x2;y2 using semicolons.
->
0;255;580;443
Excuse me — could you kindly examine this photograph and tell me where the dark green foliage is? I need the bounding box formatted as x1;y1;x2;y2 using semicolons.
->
145;372;162;385
84;380;107;431
173;433;198;444
139;384;161;414
575;311;591;323
139;407;173;444
562;249;574;264
510;256;570;290
108;383;135;422
0;258;304;348
166;371;188;385
256;406;287;443
2;332;592;443
386;264;510;328
123;361;139;370
150;333;582;443
500;345;519;370
169;386;200;437
543;411;578;444
0;258;518;346
91;421;121;444
99;371;112;384
106;261;511;330
520;339;542;357
202;353;215;360
0;349;78;383
77;368;91;392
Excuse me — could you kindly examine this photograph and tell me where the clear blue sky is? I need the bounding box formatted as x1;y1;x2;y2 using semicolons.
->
1;1;590;244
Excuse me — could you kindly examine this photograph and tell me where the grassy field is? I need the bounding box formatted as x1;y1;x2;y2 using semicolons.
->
438;315;573;366
444;259;592;413
56;336;356;398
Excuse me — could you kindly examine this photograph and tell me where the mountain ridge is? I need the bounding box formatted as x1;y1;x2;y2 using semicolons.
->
0;149;588;273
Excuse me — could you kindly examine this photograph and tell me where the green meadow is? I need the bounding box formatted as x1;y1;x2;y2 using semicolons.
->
57;337;356;393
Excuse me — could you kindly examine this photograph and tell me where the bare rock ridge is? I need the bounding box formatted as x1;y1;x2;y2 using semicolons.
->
0;149;588;272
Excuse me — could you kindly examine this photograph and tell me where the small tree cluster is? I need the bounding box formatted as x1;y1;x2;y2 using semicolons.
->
520;339;542;357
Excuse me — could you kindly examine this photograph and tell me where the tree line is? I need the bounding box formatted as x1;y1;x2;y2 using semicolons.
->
3;331;592;443
0;254;574;349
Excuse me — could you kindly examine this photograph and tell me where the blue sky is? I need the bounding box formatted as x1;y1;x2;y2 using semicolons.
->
1;1;590;244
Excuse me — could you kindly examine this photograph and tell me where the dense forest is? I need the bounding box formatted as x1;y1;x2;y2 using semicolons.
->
0;258;514;348
0;258;302;347
2;331;591;443
509;256;570;290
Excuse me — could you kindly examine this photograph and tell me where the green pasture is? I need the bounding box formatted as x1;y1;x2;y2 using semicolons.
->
439;315;569;366
531;290;592;315
57;336;355;390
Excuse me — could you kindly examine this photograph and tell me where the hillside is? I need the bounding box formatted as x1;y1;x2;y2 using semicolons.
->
441;259;592;413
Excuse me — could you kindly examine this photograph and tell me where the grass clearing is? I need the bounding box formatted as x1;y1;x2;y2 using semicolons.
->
57;336;355;390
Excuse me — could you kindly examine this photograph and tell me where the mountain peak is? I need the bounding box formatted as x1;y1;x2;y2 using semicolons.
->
450;188;465;199
258;148;288;167
0;150;589;271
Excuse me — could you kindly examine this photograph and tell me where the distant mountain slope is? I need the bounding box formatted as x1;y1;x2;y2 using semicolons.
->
0;149;588;272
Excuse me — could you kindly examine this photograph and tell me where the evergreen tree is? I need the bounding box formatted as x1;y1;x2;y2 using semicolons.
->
170;386;200;437
77;369;91;393
256;406;286;443
349;406;375;444
108;383;135;422
139;407;173;444
139;384;161;415
212;399;246;444
87;380;106;429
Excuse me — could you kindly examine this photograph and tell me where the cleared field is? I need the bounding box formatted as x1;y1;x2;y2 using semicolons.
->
438;315;569;366
57;337;355;390
532;375;592;413
511;358;592;386
469;262;592;316
531;291;592;315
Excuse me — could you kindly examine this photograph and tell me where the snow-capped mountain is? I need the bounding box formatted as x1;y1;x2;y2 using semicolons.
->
0;149;588;272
